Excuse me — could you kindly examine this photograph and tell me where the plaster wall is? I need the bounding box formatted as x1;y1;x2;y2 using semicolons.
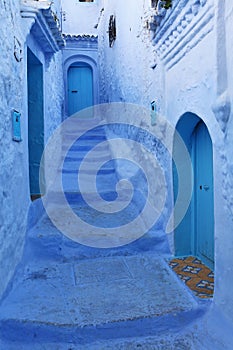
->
0;0;64;298
214;0;233;323
61;0;103;35
44;53;64;141
97;0;233;342
0;0;29;299
98;0;163;107
164;0;233;330
97;0;170;241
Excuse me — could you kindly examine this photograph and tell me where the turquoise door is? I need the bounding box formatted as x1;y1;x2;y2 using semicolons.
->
193;121;214;269
27;48;44;198
68;63;93;116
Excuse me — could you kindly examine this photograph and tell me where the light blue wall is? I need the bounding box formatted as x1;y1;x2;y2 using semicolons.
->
95;0;233;345
0;1;64;298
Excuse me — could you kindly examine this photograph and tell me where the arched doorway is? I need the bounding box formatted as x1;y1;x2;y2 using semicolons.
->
67;62;93;117
173;113;214;270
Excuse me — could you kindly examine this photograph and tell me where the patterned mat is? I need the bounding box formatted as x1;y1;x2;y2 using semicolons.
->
169;256;214;298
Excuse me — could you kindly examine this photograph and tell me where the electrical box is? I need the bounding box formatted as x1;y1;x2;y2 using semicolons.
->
12;110;22;142
151;101;156;126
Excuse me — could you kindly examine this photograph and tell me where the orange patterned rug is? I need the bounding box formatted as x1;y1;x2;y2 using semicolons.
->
168;256;214;299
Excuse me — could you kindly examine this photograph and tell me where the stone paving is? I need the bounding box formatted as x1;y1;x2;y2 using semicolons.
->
0;117;209;349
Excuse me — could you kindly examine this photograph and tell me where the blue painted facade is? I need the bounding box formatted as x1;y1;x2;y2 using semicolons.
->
0;0;64;300
1;0;233;348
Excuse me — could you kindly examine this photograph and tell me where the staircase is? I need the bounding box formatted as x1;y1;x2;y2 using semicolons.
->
0;117;207;349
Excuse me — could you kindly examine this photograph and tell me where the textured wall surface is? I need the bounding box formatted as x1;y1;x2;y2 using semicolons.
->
97;0;233;345
0;0;64;298
44;52;64;142
97;0;170;245
61;0;103;35
0;0;29;298
98;0;163;107
214;0;233;323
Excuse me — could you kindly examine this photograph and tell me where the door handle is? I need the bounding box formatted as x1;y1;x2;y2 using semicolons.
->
71;90;78;93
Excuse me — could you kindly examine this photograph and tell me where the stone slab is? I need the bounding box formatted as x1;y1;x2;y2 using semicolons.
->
0;255;196;328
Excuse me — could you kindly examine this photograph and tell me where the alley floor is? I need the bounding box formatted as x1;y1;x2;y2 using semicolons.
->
0;117;210;349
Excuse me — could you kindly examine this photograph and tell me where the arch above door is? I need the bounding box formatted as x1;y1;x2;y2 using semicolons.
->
63;55;98;119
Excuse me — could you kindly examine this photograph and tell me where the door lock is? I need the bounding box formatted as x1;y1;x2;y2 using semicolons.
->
200;185;209;191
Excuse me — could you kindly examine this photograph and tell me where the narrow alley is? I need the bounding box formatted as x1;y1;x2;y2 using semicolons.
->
1;0;233;349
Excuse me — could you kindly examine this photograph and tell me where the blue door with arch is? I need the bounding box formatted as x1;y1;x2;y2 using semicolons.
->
67;62;93;116
173;114;214;270
193;121;214;269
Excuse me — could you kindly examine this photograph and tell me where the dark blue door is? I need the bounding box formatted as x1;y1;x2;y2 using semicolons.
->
194;121;214;269
68;63;93;116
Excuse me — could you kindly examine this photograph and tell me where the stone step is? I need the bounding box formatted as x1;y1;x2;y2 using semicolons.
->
60;173;118;192
61;118;104;133
62;135;107;146
62;143;109;153
61;160;115;171
61;167;116;175
62;133;106;142
49;174;118;193
62;151;111;161
0;255;204;346
24;212;170;263
0;332;197;350
61;150;112;162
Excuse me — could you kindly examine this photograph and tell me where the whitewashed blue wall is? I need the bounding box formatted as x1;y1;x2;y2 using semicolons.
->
0;0;28;299
0;0;64;298
98;0;163;107
61;0;103;35
96;0;233;345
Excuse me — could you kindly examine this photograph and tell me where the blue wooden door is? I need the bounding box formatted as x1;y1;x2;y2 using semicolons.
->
68;64;93;116
27;48;44;197
194;121;214;268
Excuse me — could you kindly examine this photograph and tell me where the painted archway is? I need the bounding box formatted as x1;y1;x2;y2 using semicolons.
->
63;55;98;119
173;112;215;270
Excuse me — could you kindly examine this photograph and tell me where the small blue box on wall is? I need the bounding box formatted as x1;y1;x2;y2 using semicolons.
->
12;110;22;142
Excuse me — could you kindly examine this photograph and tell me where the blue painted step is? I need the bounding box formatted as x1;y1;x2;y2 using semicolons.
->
0;255;206;346
0;117;203;350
